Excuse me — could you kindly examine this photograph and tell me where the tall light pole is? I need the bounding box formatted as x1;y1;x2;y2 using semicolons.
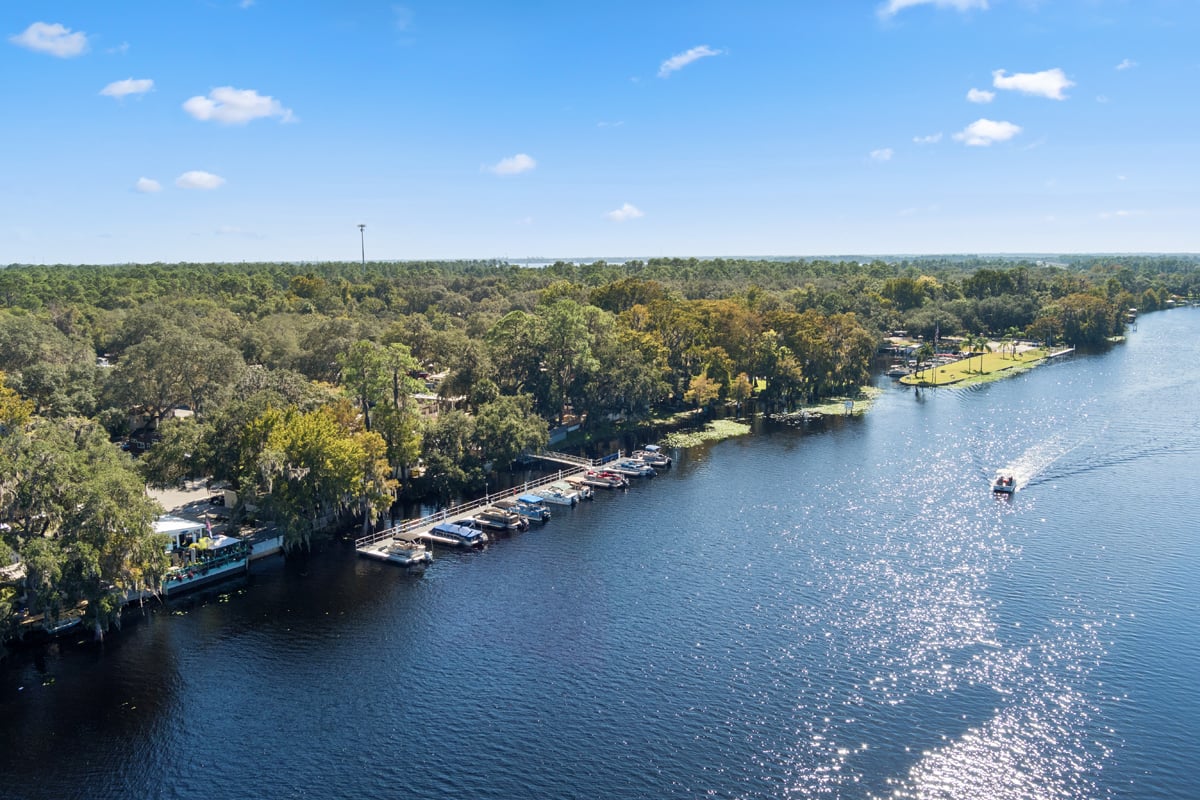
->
357;223;366;266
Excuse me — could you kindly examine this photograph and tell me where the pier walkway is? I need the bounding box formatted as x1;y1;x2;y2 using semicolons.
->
355;450;623;552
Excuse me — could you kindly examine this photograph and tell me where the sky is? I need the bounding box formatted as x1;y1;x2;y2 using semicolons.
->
2;0;1198;265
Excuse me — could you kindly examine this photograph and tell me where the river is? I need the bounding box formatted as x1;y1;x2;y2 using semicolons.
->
2;308;1198;800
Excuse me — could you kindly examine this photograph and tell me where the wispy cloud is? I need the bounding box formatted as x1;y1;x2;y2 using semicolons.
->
870;148;894;162
101;78;154;99
1115;58;1137;71
992;68;1074;100
966;88;995;104
183;87;295;124
175;171;226;190
879;0;987;19
953;118;1022;146
485;153;537;176
135;177;161;193
913;132;943;144
605;203;644;222
597;120;625;128
658;45;723;78
1099;209;1141;220
393;6;414;31
9;21;89;57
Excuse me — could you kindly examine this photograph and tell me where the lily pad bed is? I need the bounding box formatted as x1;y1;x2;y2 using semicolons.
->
662;419;752;448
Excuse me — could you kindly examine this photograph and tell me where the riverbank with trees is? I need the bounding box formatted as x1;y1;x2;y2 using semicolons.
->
2;254;1194;639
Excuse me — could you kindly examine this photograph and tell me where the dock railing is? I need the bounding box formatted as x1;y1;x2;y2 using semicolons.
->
354;452;621;550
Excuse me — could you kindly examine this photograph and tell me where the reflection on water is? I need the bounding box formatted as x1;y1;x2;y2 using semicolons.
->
2;310;1199;800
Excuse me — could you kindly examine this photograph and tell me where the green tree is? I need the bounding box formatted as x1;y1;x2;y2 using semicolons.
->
684;372;721;411
472;394;549;469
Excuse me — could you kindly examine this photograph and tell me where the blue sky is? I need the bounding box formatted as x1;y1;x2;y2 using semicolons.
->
2;0;1197;265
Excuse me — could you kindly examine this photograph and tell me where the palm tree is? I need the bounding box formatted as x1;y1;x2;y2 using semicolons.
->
969;333;991;374
914;342;936;385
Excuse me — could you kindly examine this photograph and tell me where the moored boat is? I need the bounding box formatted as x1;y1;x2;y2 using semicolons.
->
163;535;252;596
632;444;672;468
358;537;432;568
474;506;527;532
431;519;490;547
561;478;594;500
580;470;629;489
608;459;657;478
537;483;580;505
495;496;552;523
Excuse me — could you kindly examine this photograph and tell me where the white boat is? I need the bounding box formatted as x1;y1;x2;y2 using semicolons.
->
163;535;251;596
536;483;579;505
608;459;656;478
358;537;432;568
580;470;628;489
992;474;1016;494
474;506;527;532
632;444;672;468
562;478;594;500
886;363;912;377
494;496;552;523
431;520;490;547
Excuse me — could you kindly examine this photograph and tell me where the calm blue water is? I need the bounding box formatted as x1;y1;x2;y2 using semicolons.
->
3;309;1199;800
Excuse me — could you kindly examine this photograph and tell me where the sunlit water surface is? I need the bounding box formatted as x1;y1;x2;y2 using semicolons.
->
3;309;1199;800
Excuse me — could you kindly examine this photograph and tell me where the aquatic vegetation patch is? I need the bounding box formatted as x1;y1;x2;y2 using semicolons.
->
662;419;751;448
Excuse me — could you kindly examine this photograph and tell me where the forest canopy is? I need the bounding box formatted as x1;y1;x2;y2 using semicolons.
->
2;255;1195;637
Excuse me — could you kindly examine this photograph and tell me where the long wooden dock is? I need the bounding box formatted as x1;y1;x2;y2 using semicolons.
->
354;450;624;552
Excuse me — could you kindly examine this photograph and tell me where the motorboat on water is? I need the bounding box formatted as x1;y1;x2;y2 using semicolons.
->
562;477;594;500
992;474;1016;494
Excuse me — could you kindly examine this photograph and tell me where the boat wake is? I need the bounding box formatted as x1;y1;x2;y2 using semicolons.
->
996;430;1093;490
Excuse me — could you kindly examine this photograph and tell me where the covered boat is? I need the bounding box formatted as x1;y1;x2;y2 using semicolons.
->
632;444;671;468
431;520;490;547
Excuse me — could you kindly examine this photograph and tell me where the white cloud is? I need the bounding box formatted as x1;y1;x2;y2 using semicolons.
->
1099;209;1141;220
9;22;89;57
485;153;536;176
992;68;1074;100
175;171;226;190
879;0;987;18
393;6;413;31
953;118;1022;146
135;177;161;193
913;132;943;144
870;148;894;162
182;86;295;124
605;203;644;222
597;120;625;128
101;78;154;99
1115;58;1137;71
966;88;995;104
658;45;723;78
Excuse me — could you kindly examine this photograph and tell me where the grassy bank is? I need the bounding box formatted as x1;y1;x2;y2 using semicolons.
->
899;348;1053;388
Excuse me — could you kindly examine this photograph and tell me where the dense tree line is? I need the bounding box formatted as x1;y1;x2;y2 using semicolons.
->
2;254;1192;637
